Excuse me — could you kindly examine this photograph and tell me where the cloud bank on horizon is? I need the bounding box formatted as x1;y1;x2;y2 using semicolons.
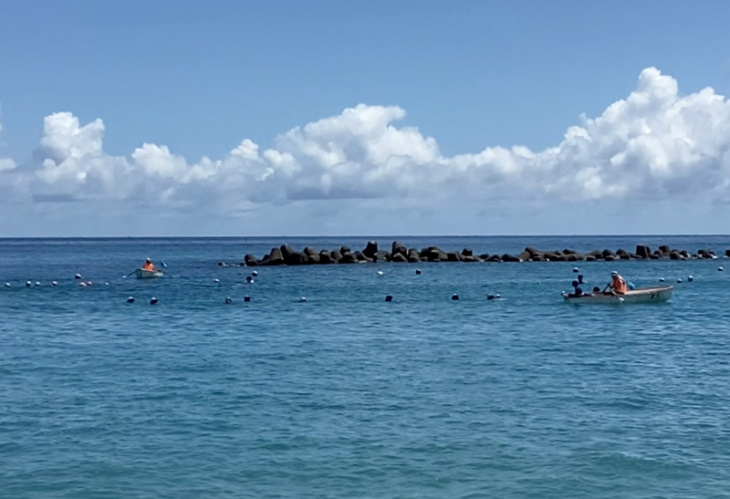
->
1;67;730;232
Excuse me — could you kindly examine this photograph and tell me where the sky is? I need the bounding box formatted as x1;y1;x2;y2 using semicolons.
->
1;0;730;237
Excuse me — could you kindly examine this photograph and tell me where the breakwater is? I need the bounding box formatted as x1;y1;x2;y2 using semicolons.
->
240;241;729;266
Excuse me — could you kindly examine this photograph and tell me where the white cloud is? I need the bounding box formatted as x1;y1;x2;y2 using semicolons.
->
2;67;730;232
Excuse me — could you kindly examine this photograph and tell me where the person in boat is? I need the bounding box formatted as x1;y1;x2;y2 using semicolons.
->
142;258;156;271
606;270;627;295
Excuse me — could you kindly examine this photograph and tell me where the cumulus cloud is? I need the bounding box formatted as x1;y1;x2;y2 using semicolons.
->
3;67;730;221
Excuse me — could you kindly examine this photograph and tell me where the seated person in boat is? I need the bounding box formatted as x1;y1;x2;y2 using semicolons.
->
142;258;156;271
605;271;627;295
569;280;584;297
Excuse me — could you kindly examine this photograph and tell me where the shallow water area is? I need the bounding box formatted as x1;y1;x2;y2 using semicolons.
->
2;236;730;498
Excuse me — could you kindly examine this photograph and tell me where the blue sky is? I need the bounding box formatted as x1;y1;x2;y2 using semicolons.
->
1;1;730;236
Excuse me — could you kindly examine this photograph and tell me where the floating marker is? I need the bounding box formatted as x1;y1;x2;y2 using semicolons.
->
377;271;384;276
385;295;393;302
251;271;258;277
25;281;31;287
677;278;683;283
74;273;82;279
719;266;725;272
487;294;495;300
299;297;307;303
659;277;665;282
451;294;460;301
688;275;694;282
34;282;41;286
572;267;579;273
244;295;251;302
225;297;233;304
51;281;57;287
150;297;158;305
127;296;135;303
4;283;10;287
246;276;254;283
79;282;87;287
213;278;220;283
415;269;422;275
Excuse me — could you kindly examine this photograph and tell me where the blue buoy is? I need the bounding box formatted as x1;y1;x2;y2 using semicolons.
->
127;296;135;303
688;275;694;282
150;297;158;305
244;295;251;302
385;295;393;302
4;283;9;287
451;294;460;301
572;267;579;273
225;297;233;304
659;277;665;282
487;294;495;300
719;266;725;272
677;278;683;283
51;281;58;287
25;281;31;287
299;297;307;303
251;271;258;277
213;278;220;283
415;269;422;275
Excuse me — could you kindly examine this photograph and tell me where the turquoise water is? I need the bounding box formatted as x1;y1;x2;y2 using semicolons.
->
2;236;730;498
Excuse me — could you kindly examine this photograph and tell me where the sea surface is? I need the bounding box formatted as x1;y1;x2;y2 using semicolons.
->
2;235;730;498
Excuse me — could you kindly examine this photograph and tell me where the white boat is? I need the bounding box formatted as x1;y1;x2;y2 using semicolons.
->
135;268;164;279
562;285;673;304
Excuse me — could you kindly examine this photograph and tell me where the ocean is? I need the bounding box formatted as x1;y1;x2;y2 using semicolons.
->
2;235;730;498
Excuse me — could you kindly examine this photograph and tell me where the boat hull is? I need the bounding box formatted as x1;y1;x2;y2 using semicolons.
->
135;268;164;279
563;286;673;304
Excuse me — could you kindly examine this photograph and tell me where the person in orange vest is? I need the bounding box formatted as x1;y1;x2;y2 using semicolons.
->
607;270;627;295
142;258;156;271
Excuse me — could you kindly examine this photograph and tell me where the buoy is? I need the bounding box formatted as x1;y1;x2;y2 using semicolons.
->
659;277;665;282
225;297;232;304
127;296;135;303
688;275;694;282
246;276;253;283
677;278;683;283
79;282;87;287
415;269;422;275
299;297;307;303
213;278;220;283
495;294;501;299
4;283;10;287
487;294;495;300
244;295;251;302
377;271;384;276
34;281;41;286
25;281;31;287
105;282;109;286
385;295;393;302
719;266;725;272
51;281;57;287
251;271;258;277
74;273;82;279
150;297;158;305
451;294;460;301
572;267;579;273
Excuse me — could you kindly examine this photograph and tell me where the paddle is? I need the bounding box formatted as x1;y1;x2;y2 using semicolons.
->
123;270;137;279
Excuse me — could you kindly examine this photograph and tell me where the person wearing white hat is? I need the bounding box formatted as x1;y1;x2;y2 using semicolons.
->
606;270;627;295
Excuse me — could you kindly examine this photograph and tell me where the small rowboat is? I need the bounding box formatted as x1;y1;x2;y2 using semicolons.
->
135;268;164;279
562;285;673;304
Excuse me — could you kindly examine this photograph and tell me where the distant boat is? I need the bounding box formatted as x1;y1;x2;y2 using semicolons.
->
563;285;673;304
135;268;164;279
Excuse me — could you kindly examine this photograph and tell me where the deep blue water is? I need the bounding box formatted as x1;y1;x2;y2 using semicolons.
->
2;236;730;498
